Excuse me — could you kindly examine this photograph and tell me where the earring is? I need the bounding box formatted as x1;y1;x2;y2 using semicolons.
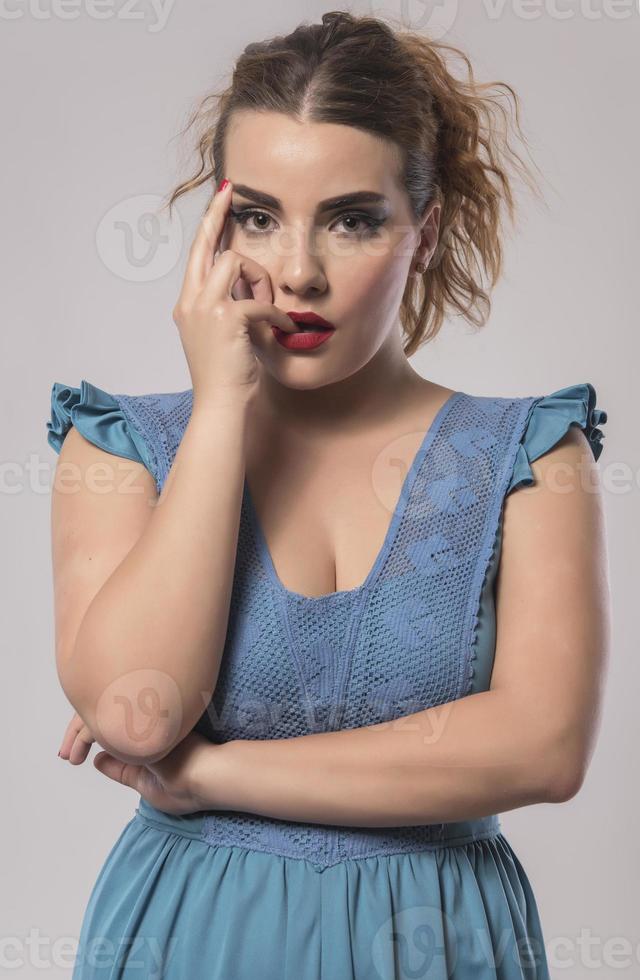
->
413;261;427;277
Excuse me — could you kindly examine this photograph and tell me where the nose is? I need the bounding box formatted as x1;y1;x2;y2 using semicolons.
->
274;225;327;298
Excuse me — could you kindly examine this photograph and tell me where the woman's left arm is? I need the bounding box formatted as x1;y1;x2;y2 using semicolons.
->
193;426;612;827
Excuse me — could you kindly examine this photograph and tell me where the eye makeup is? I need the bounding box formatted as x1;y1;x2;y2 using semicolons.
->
228;207;387;238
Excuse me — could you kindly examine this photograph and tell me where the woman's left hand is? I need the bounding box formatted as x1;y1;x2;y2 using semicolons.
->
92;731;216;815
58;712;219;816
58;711;97;765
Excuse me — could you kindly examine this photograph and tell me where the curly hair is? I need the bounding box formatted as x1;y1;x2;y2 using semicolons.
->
161;10;544;356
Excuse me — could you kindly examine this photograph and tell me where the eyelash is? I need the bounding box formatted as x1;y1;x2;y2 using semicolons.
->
228;208;385;238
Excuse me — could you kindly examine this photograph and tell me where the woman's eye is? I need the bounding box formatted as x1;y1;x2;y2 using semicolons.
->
229;209;384;237
335;213;384;236
229;209;274;233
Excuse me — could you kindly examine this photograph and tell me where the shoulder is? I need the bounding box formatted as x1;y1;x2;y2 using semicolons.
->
46;379;194;495
460;381;608;493
501;381;608;496
495;381;609;604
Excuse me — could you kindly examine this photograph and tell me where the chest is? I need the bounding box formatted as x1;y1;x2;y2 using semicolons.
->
244;430;428;600
188;391;536;743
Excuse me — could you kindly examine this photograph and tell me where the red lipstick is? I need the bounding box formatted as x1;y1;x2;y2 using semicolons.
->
272;311;336;351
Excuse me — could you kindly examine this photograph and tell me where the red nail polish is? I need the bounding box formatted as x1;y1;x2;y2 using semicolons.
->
217;178;229;193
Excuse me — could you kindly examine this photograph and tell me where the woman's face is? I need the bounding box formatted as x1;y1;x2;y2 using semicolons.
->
219;110;439;390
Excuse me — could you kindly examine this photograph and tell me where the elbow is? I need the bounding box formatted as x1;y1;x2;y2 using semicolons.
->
96;717;179;766
60;662;193;766
64;692;176;766
543;764;585;803
538;727;589;804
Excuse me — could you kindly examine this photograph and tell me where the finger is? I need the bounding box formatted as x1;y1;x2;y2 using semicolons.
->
94;754;164;809
198;251;297;332
231;272;254;302
93;752;140;790
58;712;87;759
200;248;272;305
231;298;299;333
68;725;96;766
179;180;233;305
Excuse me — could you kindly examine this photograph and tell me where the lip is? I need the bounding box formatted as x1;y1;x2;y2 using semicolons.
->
285;311;336;330
271;325;334;351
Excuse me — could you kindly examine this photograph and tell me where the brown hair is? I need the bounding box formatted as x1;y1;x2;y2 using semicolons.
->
162;10;543;356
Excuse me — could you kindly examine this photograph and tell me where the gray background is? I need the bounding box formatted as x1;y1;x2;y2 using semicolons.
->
3;1;637;976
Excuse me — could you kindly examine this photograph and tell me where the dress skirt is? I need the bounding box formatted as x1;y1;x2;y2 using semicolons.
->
71;799;550;980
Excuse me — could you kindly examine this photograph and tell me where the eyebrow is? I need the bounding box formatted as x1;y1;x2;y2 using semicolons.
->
231;184;390;213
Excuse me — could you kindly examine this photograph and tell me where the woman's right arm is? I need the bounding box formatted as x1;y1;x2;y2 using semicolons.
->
53;396;250;768
53;179;297;766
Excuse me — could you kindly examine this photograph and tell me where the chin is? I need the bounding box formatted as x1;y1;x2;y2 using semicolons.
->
257;355;354;391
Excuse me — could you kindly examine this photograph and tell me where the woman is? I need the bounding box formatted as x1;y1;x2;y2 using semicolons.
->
48;11;610;979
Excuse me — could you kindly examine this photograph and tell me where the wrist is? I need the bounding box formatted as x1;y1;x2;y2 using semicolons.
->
189;738;245;811
191;389;255;418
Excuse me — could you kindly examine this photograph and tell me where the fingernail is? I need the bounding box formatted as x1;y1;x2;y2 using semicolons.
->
217;178;229;193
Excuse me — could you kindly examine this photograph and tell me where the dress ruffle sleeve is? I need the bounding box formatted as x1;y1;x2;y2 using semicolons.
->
507;381;608;494
46;379;155;477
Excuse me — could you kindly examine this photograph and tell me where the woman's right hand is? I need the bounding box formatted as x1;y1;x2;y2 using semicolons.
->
172;179;297;408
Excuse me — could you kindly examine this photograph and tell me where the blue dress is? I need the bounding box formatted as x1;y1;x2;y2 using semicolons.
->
47;380;607;980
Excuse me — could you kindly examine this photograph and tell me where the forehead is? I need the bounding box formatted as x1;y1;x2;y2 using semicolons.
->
224;110;402;196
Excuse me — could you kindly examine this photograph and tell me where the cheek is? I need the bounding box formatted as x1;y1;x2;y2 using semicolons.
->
338;252;409;311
